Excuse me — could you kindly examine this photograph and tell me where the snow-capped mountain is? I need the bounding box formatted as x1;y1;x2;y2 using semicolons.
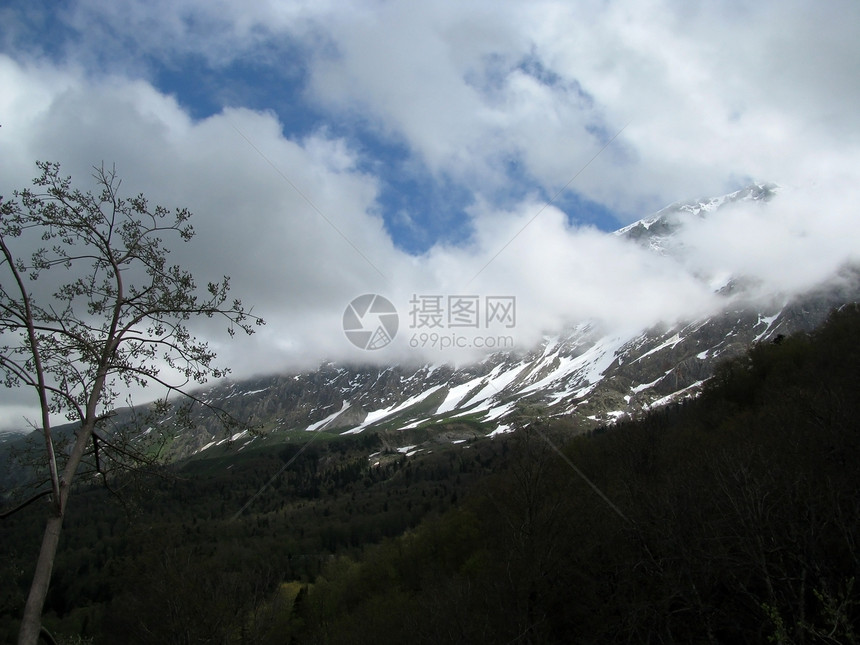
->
4;182;856;471
616;182;778;253
152;182;858;461
177;276;849;458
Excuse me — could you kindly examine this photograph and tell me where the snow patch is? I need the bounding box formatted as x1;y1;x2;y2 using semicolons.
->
487;424;514;437
196;439;217;453
306;401;350;432
754;311;782;342
634;333;685;363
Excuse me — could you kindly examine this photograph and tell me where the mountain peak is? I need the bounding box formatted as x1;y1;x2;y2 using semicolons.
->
615;182;779;252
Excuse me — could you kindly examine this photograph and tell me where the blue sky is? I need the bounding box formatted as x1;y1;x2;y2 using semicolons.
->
2;0;860;427
1;0;634;254
148;28;632;253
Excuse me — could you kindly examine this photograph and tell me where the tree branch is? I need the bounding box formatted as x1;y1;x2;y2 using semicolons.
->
0;489;54;520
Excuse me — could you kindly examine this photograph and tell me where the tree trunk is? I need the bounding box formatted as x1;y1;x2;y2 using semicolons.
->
17;415;97;645
18;514;64;645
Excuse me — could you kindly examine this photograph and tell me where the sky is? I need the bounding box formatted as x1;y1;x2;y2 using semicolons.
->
1;0;860;429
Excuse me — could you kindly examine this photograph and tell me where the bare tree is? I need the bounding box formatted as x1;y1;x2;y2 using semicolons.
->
0;161;264;645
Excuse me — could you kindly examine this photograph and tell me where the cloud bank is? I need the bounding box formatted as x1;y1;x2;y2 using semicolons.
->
1;0;859;429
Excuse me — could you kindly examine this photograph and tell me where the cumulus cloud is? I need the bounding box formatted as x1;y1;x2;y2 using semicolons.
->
2;0;860;428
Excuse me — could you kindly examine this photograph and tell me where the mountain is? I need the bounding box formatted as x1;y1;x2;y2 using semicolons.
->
177;278;853;459
616;182;779;253
144;182;859;461
4;183;858;472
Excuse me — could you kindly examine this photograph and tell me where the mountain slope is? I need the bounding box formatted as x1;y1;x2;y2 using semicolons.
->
179;271;852;458
3;183;858;470
160;182;858;460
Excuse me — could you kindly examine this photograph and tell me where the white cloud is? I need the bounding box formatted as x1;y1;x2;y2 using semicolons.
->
675;182;860;298
2;0;860;428
12;1;859;209
294;0;860;214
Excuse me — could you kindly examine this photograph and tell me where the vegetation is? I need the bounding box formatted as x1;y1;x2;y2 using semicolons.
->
2;304;860;642
287;305;860;644
0;162;262;644
0;429;503;643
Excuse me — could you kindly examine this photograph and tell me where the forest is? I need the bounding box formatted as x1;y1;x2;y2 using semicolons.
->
2;305;860;644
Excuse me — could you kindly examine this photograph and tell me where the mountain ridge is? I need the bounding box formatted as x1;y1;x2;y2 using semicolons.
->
168;208;858;463
3;183;858;472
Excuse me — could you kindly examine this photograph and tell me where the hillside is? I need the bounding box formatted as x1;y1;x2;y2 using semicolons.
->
2;302;859;644
3;183;860;643
279;304;860;644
